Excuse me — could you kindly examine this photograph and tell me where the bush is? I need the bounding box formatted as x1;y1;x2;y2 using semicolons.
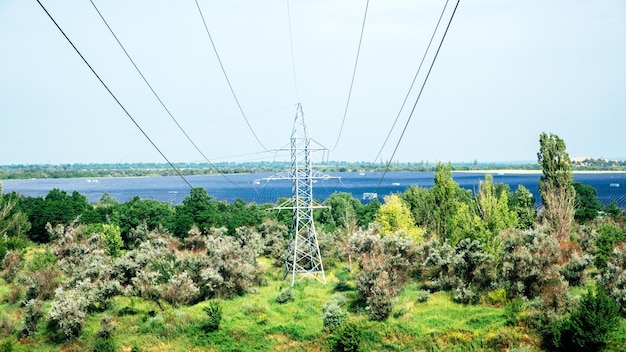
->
275;287;295;304
5;285;22;305
365;270;394;321
97;315;114;340
486;288;507;306
48;288;87;339
333;280;353;292
334;320;362;352
545;288;620;351
0;315;14;338
162;272;199;307
322;299;347;332
1;251;21;284
0;340;12;352
22;299;43;337
202;301;222;332
453;285;478;304
415;289;431;303
93;337;116;352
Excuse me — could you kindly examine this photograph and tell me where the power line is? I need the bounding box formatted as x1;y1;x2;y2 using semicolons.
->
89;0;243;189
376;0;461;191
330;0;370;153
193;0;270;152
286;0;300;102
35;0;193;189
373;0;451;165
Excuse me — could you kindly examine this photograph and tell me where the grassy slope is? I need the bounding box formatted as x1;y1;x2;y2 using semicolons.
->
1;258;544;352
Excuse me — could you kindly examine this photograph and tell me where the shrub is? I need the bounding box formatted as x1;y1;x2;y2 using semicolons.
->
0;315;14;338
334;320;362;352
27;249;57;271
545;288;620;351
453;285;478;304
365;270;394;321
162;272;199;307
22;299;43;337
561;252;592;287
48;288;88;339
24;268;61;301
486;288;507;306
93;315;116;352
202;301;222;332
93;338;116;352
5;285;22;305
599;242;626;312
275;287;295;304
1;251;21;283
98;315;115;340
0;340;12;352
322;299;347;332
333;280;353;292
415;289;431;303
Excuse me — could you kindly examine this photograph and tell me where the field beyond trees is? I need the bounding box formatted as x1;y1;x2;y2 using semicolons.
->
1;133;626;351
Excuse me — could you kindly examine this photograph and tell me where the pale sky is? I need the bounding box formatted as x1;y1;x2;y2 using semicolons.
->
1;0;624;165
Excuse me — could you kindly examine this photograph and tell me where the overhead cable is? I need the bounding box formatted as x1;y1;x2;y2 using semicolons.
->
330;0;370;153
89;0;243;188
376;0;461;191
373;0;451;165
286;0;300;102
35;0;193;189
193;0;270;151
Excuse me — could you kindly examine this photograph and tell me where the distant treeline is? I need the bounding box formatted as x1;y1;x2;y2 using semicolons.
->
0;158;624;179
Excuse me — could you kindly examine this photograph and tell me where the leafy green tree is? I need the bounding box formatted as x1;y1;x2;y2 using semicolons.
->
604;200;623;220
511;185;536;229
86;223;123;257
357;198;380;229
537;132;575;242
475;174;518;253
320;192;362;233
224;199;265;236
172;188;225;237
111;196;174;245
430;163;470;242
375;194;424;241
23;189;100;243
401;185;434;228
572;182;603;223
0;187;30;261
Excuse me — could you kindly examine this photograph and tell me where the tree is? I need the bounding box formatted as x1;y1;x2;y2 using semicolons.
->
511;185;536;229
547;288;619;351
172;188;225;237
401;185;434;228
375;194;424;241
572;182;602;223
475;174;518;253
23;189;101;243
430;163;471;242
112;196;174;245
320;192;362;233
537;132;575;243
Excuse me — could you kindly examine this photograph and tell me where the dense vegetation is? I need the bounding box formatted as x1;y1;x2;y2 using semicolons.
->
1;157;625;180
1;133;626;351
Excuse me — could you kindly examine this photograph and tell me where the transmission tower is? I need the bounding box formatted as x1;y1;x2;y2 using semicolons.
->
265;104;337;286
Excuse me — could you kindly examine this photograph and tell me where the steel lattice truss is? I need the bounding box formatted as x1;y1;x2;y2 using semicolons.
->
269;104;337;286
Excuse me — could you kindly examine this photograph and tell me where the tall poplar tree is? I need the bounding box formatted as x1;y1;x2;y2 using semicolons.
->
537;132;575;242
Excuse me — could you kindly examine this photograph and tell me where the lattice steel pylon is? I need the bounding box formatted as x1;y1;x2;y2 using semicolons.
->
268;103;337;286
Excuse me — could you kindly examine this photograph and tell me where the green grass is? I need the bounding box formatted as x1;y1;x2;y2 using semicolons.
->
0;260;547;352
